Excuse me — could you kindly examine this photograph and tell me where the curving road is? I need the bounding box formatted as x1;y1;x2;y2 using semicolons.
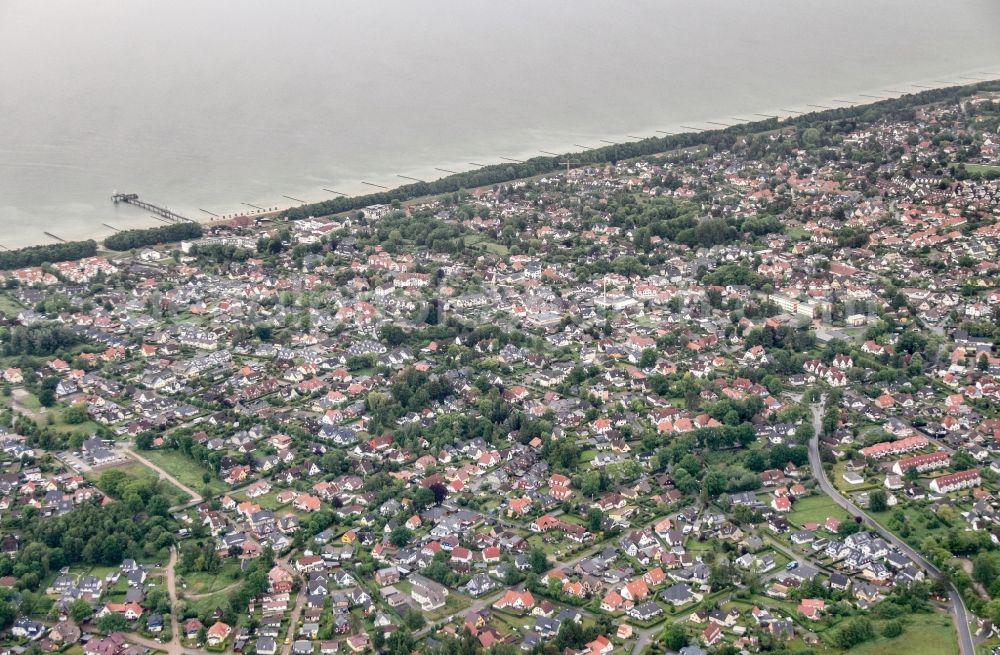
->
807;400;975;655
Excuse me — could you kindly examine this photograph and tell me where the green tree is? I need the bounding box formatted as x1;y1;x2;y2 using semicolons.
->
390;526;413;547
882;620;903;638
135;432;154;450
63;404;88;424
702;469;728;498
38;388;56;408
586;508;603;534
0;600;14;630
831;617;875;649
70;598;92;623
974;553;999;589
96;612;128;634
952;449;975;471
868;490;888;513
528;547;549;575
662;623;688;651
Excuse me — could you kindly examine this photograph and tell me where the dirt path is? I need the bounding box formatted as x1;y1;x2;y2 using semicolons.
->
958;558;990;601
165;546;182;655
128;446;203;508
10;388;46;422
123;546;213;655
186;580;241;600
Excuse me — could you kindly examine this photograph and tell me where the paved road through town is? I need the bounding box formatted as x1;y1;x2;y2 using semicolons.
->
807;399;975;655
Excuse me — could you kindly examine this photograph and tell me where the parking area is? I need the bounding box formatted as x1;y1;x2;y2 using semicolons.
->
56;445;130;473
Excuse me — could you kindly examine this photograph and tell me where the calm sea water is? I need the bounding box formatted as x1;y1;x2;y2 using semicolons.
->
1;0;999;247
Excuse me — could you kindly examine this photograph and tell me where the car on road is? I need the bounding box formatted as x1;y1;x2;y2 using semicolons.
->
786;561;799;570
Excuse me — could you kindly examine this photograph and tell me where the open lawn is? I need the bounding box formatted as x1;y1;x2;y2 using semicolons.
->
784;225;810;240
424;591;471;622
181;560;241;595
141;448;229;495
961;163;1000;175
491;609;534;636
463;234;509;256
185;589;234;618
50;407;102;437
788;493;851;527
233;489;291;512
16;390;41;411
832;461;878;493
0;294;24;317
86;461;189;506
868;504;950;547
848;614;957;655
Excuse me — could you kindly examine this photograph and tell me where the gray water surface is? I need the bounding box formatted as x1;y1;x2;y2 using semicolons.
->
1;0;999;247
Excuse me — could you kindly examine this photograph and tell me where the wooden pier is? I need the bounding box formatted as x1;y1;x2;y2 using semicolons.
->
111;193;192;223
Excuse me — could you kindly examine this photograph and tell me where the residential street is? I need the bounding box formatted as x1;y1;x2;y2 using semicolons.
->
280;569;307;655
807;399;976;655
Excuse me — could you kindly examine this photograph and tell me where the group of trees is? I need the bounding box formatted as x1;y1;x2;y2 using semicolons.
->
365;368;454;432
178;540;223;575
189;243;253;262
97;469;173;517
676;217;739;248
830;617;875;649
104;222;202;251
700;264;768;290
0;240;96;270
0;501;174;591
372;211;469;254
744;324;817;353
0;322;86;356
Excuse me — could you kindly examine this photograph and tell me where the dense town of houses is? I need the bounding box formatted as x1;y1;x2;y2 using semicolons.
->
0;91;996;655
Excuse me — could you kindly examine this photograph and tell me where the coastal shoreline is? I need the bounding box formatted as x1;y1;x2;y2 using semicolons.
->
8;72;1000;252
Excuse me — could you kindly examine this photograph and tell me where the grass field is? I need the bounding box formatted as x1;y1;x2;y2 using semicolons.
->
51;406;102;437
848;614;957;655
0;294;24;317
17;391;41;411
788;493;851;527
463;234;509;256
961;163;1000;175
868;504;948;547
185;589;233;618
784;225;810;240
141;448;228;495
181;560;241;595
87;461;189;507
233;489;292;511
832;462;878;493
